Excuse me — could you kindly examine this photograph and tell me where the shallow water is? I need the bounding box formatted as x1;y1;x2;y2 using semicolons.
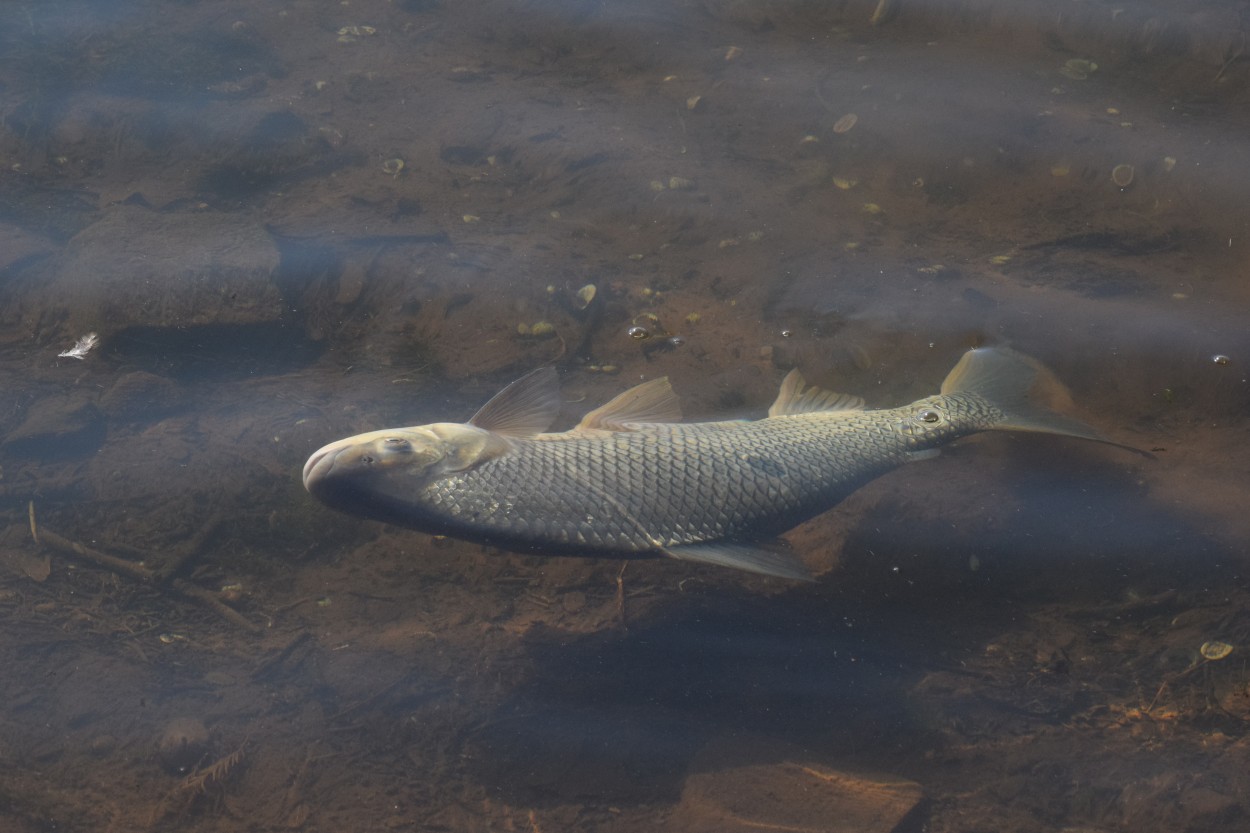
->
2;1;1249;831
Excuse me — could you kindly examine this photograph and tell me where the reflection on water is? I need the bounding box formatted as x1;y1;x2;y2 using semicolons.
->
2;0;1249;830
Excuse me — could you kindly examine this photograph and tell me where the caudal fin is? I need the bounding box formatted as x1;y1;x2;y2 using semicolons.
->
942;347;1141;452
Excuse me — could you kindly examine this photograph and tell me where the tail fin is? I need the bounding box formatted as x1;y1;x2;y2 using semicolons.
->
942;347;1142;452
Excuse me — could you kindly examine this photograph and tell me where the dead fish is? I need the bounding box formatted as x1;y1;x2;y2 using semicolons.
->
303;347;1131;581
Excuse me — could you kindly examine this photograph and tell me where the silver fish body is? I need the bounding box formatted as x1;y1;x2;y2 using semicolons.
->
304;347;1122;580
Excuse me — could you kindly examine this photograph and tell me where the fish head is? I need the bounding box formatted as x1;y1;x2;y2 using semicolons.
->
893;396;962;446
302;422;512;511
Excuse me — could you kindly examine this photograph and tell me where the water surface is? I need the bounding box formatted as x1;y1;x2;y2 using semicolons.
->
1;1;1249;831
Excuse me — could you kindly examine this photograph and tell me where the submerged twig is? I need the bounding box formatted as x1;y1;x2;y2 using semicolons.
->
615;562;629;627
37;526;155;584
149;740;248;827
33;524;258;631
181;742;246;794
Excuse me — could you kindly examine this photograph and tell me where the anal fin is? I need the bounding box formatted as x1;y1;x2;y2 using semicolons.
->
662;541;813;581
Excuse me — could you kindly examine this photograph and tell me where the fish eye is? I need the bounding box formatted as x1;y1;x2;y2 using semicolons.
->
917;408;942;424
383;437;410;449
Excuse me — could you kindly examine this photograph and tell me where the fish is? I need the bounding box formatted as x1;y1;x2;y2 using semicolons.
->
303;347;1132;581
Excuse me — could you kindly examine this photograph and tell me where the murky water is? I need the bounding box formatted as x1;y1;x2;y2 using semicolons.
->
2;1;1249;831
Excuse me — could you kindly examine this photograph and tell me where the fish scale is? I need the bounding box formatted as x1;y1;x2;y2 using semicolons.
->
304;348;1129;580
422;405;955;552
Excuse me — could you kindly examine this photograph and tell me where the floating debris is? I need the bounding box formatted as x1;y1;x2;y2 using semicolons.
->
668;176;695;191
337;24;377;43
462;214;480;223
58;332;98;360
1163;156;1177;172
518;321;555;338
724;46;743;61
861;203;882;214
989;254;1013;265
381;158;404;176
684;312;701;325
649;179;667;192
1201;641;1234;661
1050;163;1071;177
1059;58;1098;80
686;95;702;111
799;135;820;144
1111;164;1135;188
576;284;597;309
833;113;859;134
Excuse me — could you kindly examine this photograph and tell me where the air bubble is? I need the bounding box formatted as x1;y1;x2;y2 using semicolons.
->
627;326;650;340
1212;354;1231;365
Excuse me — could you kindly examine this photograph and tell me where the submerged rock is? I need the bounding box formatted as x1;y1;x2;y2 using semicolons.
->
3;393;105;459
157;717;210;775
17;205;282;340
672;737;924;833
99;371;184;423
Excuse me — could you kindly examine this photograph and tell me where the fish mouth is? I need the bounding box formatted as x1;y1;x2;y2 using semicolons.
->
302;442;350;492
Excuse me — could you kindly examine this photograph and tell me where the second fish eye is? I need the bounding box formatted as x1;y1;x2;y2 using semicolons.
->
384;437;410;448
917;408;941;424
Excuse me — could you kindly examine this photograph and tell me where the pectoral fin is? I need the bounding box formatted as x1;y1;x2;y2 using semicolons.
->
469;367;562;438
662;541;813;581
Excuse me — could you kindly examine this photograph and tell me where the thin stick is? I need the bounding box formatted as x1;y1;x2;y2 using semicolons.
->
615;562;628;626
171;578;261;633
37;527;155;584
36;526;257;631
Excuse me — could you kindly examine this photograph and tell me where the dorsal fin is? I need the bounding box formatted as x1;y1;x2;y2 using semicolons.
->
468;367;561;438
577;377;682;431
768;369;865;417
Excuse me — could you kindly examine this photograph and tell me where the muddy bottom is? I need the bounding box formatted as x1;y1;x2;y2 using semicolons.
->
2;0;1249;831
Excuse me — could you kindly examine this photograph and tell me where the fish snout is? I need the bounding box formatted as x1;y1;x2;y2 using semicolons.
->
302;441;347;492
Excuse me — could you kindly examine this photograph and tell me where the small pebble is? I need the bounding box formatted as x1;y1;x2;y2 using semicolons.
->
158;717;209;774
